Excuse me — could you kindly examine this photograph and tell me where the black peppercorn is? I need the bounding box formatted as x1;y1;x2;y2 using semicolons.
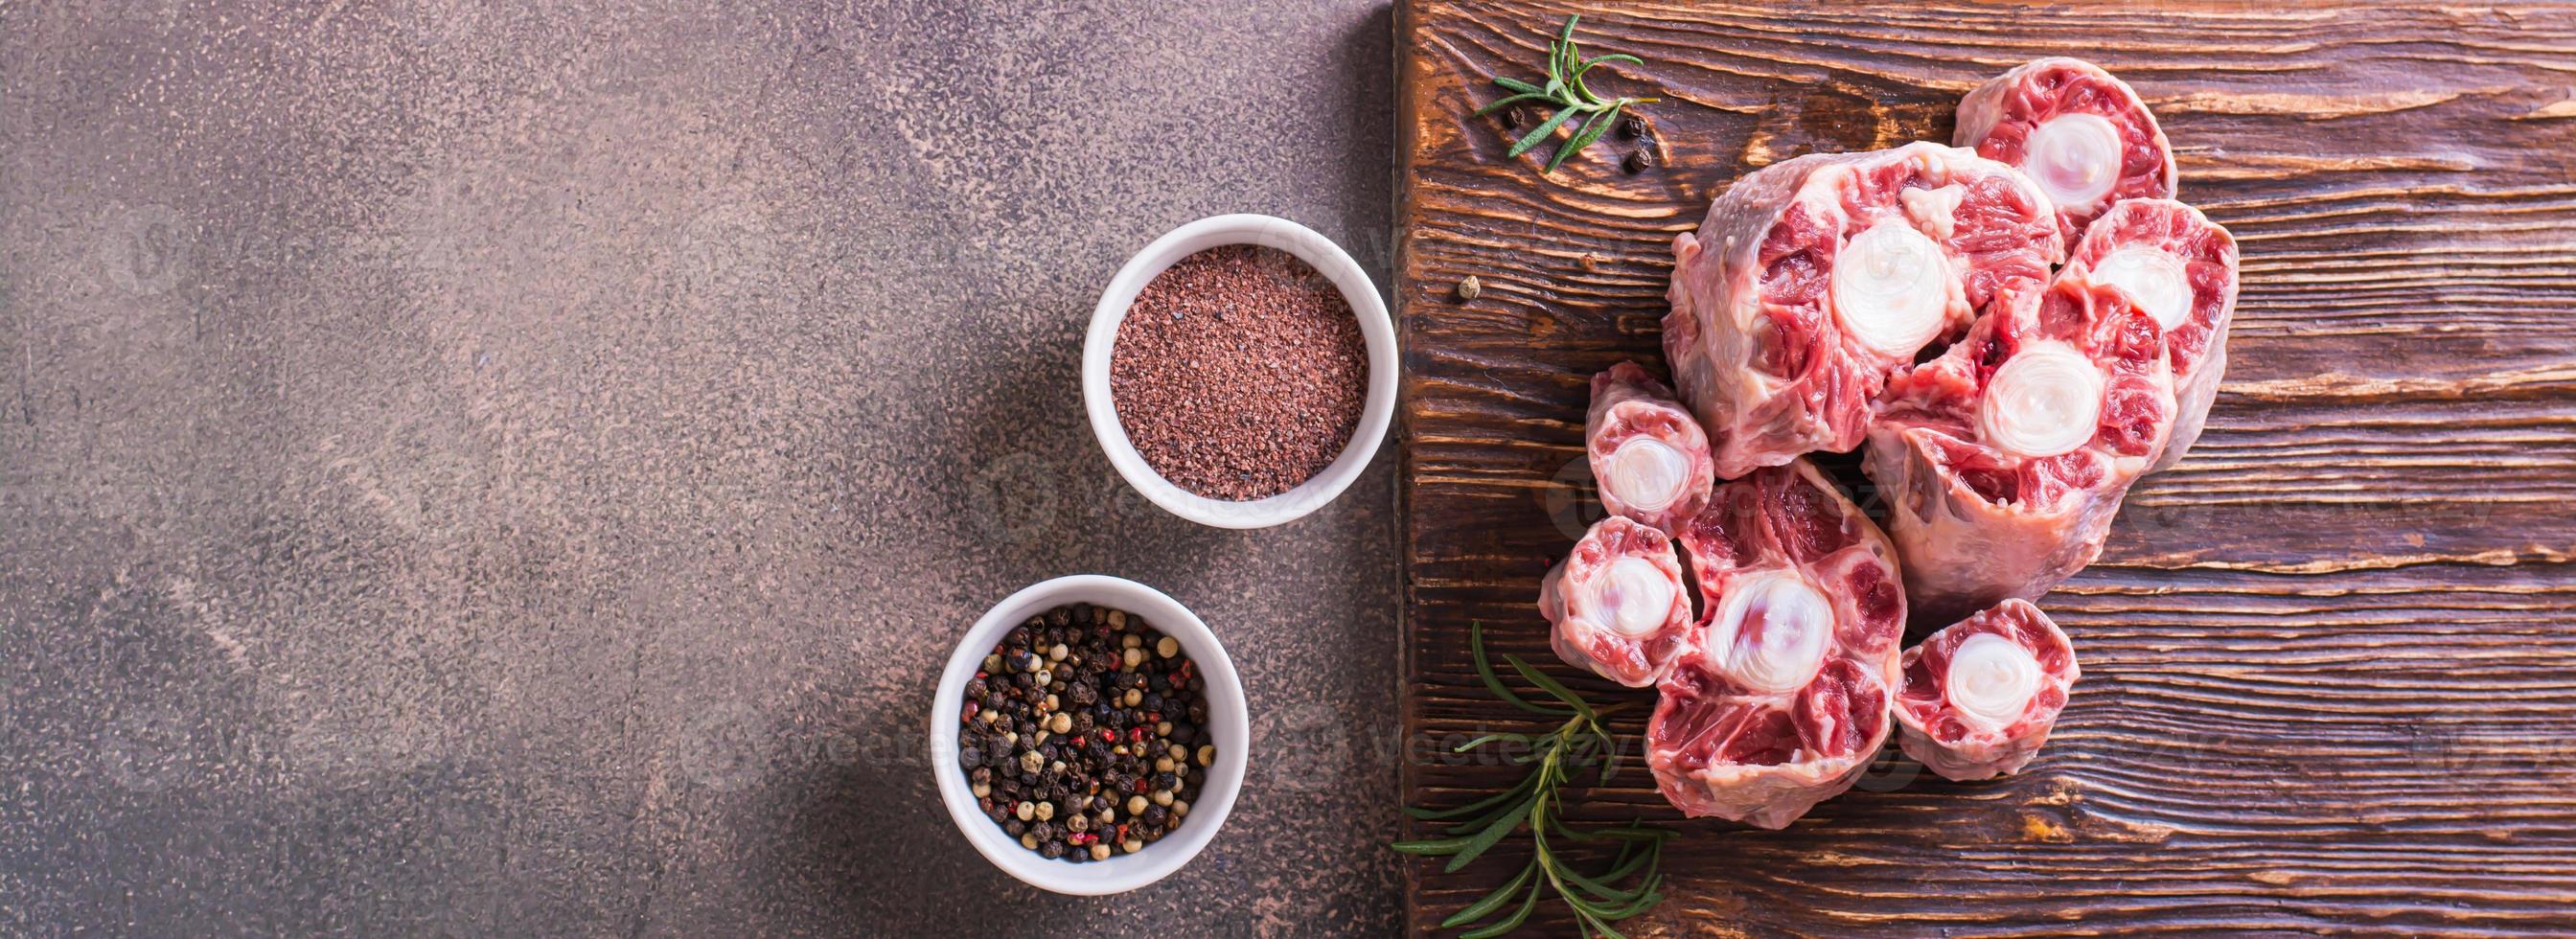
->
959;603;1212;863
1143;804;1168;828
1618;115;1645;140
1622;149;1653;174
1503;105;1525;129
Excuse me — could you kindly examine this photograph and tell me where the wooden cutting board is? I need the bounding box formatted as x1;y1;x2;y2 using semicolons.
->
1393;2;2576;933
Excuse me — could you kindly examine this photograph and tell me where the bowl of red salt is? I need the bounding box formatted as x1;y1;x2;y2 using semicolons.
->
1084;214;1396;529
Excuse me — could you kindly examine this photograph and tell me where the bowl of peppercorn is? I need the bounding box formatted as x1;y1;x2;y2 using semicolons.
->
1084;213;1397;530
932;574;1249;895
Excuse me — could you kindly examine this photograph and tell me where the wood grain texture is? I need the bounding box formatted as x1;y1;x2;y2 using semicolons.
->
1394;2;2576;934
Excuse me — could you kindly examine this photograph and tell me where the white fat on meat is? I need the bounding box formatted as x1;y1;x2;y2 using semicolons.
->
1978;341;2103;459
2089;245;2192;331
1831;220;1953;356
1898;185;1966;241
2021;113;2123;213
1603;437;1690;514
1944;632;2042;729
1598;557;1679;638
1707;571;1833;694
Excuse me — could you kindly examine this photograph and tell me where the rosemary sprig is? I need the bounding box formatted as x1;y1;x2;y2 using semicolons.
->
1392;623;1675;937
1476;14;1660;173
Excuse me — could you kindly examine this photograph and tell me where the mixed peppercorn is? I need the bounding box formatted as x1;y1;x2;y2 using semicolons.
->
957;603;1216;863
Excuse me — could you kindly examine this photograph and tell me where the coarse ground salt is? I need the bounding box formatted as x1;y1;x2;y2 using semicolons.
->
1110;244;1367;502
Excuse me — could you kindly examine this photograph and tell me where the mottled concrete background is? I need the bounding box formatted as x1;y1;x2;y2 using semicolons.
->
0;2;1400;934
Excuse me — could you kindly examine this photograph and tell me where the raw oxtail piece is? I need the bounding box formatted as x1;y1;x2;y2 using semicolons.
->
1646;459;1906;828
2059;198;2239;471
1894;599;2080;781
1539;515;1695;688
1864;277;2176;627
1664;141;2062;478
1586;360;1716;534
1955;57;2176;246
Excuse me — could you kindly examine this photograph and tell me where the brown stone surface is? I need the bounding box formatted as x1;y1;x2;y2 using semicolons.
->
0;2;1400;933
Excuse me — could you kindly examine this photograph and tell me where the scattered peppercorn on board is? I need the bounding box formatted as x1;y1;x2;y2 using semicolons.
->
1392;2;2576;934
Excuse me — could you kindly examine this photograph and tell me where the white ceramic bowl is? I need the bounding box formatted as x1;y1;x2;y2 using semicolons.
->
1083;214;1398;529
930;575;1250;895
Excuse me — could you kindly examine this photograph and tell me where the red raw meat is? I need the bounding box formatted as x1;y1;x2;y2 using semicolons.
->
1646;459;1905;828
1893;599;2079;781
1540;515;1695;688
1865;277;2176;627
1955;57;2176;246
2059;198;2239;471
1664;142;2062;478
1587;361;1716;534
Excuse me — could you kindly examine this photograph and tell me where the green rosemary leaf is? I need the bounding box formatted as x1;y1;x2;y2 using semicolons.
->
1585;909;1631;939
1454;731;1537;752
1444;798;1535;873
1403;601;1675;934
1504;107;1576;160
1590;718;1622;783
1592;880;1666;921
1573;54;1644;102
1442;786;1539;836
1555;854;1644;904
1478;13;1658;175
1550;102;1623;172
1389;834;1476;856
1404;772;1537;821
1473;91;1554;117
1441;858;1539;928
1472;623;1573;716
1547;110;1598;171
1592;839;1659;885
1506;654;1596;719
1458;878;1543;939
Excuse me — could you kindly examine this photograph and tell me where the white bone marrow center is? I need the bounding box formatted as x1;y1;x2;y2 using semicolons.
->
1944;632;2042;728
1710;572;1833;693
2023;113;2123;209
1979;341;2104;458
1605;437;1690;512
1831;220;1952;355
1597;558;1676;638
2092;246;2191;330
